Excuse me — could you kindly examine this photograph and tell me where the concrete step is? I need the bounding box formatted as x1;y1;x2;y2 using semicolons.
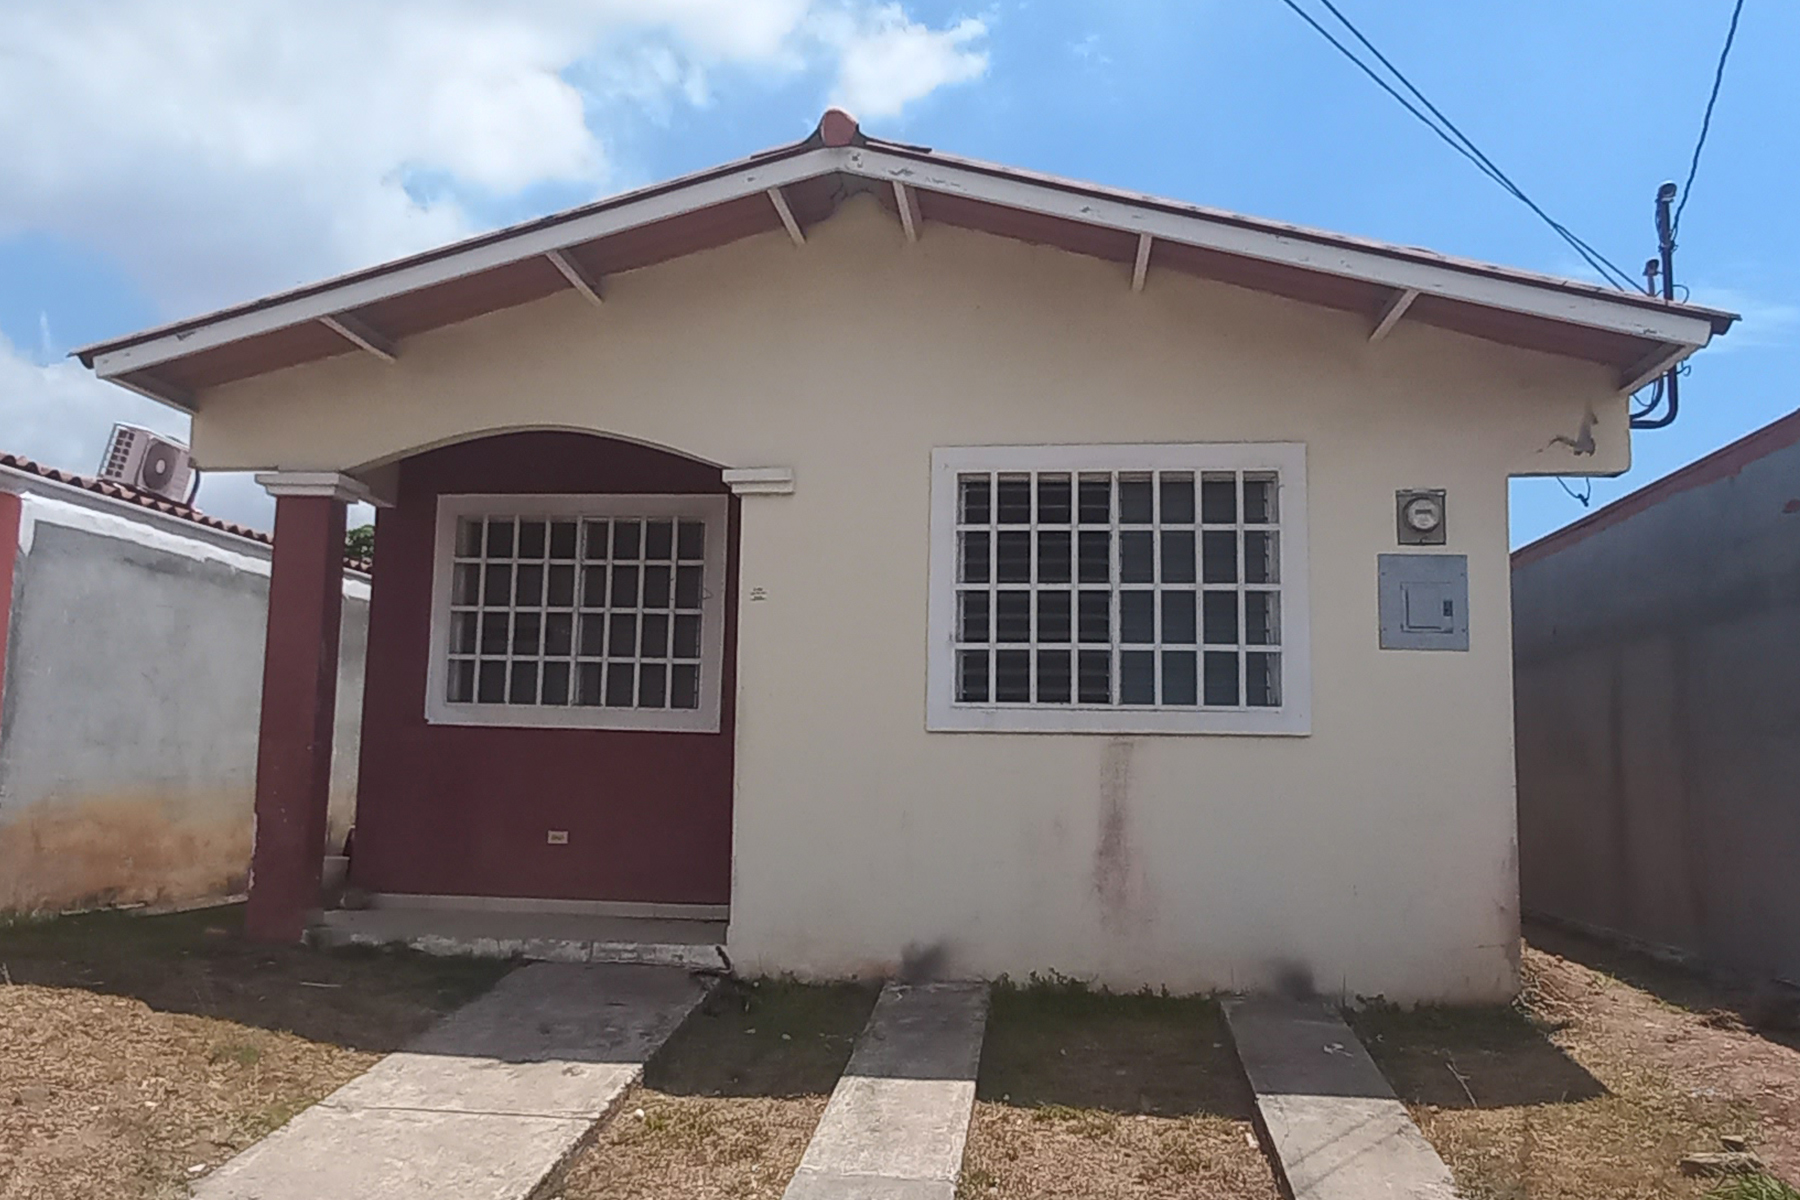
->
314;906;729;969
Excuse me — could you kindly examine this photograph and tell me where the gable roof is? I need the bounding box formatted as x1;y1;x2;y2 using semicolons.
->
76;110;1735;412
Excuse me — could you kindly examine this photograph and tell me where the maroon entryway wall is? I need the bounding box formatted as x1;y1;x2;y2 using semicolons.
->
350;431;737;906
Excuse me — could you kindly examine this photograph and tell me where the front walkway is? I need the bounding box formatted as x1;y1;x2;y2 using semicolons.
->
194;963;707;1200
1223;996;1458;1200
784;981;990;1200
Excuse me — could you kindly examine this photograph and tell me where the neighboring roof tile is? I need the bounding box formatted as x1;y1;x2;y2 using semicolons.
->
0;450;271;544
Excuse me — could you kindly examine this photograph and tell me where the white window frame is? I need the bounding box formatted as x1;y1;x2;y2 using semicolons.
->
426;493;729;732
926;443;1311;735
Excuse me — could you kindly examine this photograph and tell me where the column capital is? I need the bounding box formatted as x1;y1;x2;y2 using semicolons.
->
255;471;380;505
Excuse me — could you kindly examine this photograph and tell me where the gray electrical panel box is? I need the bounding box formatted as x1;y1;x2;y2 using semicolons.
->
1378;554;1469;651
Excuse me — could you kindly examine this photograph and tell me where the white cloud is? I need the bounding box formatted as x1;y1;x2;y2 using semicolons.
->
0;0;989;315
825;6;990;119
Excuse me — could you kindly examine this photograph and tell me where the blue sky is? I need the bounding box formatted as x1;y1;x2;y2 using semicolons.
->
2;0;1793;538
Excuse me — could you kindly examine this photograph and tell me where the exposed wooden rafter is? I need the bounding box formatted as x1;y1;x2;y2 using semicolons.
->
1131;232;1153;292
767;187;805;246
319;313;397;362
1370;288;1419;343
893;181;920;243
545;248;604;306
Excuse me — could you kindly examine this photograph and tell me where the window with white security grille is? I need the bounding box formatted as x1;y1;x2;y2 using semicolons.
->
427;494;728;732
927;444;1309;735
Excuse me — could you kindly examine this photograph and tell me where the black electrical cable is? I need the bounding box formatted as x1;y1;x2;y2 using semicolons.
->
1276;0;1639;290
1555;476;1593;508
1672;0;1746;236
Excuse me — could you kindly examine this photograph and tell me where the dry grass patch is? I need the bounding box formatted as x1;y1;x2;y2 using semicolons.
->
559;978;878;1200
959;979;1279;1200
1349;936;1800;1200
0;904;508;1199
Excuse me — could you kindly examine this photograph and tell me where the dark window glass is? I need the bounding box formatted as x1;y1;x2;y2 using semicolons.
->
544;613;573;657
642;565;671;609
996;531;1031;583
1078;591;1110;643
1161;591;1196;644
959;476;991;525
1037;650;1071;703
513;564;543;606
1204;591;1239;645
546;565;575;607
508;661;537;704
612;521;641;559
541;662;570;706
996;591;1031;642
1078;531;1110;583
549;521;578;560
611;564;640;607
511;611;541;656
446;659;474;703
671;664;700;709
454;518;483;557
1120;591;1154;644
1203;652;1240;706
1037;531;1071;583
673;614;701;658
677;521;705;560
517;521;547;560
957;650;990;702
1162;650;1198;705
480;612;509;655
1161;530;1195;584
675;566;703;609
607;613;637;657
1201;476;1237;524
644;520;674;561
604;662;635;707
994;649;1031;702
1120;531;1154;583
1245;531;1278;584
485;519;514;558
1119;476;1153;523
638;664;667;708
640;613;670;658
1120;651;1155;704
1037;590;1072;643
478;660;506;703
959;590;990;643
1037;475;1072;524
1077;475;1110;524
961;531;991;584
575;662;603;705
1159;473;1195;523
1077;650;1111;703
1247;652;1281;707
1202;531;1238;583
996;476;1032;524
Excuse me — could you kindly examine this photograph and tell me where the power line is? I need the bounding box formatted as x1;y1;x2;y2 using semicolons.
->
1672;0;1746;236
1275;0;1639;290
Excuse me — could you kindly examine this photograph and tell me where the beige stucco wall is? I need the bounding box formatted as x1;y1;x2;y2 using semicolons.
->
194;195;1628;1001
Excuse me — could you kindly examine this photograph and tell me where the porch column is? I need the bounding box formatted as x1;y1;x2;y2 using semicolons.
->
245;472;367;941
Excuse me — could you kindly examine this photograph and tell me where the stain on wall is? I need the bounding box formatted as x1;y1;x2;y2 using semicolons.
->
0;505;367;914
1092;738;1145;935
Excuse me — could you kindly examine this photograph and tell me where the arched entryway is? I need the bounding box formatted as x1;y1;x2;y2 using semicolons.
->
351;430;739;907
242;430;738;942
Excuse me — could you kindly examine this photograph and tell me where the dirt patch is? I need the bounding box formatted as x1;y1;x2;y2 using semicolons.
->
960;981;1279;1200
559;978;878;1200
0;903;508;1199
1349;933;1800;1200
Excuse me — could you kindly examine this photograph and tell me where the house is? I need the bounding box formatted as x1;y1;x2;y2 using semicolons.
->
72;111;1735;1001
1513;407;1800;985
0;452;368;914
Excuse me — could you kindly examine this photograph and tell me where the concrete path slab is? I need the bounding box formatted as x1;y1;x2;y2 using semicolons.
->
1223;996;1459;1200
784;981;989;1200
195;962;708;1200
